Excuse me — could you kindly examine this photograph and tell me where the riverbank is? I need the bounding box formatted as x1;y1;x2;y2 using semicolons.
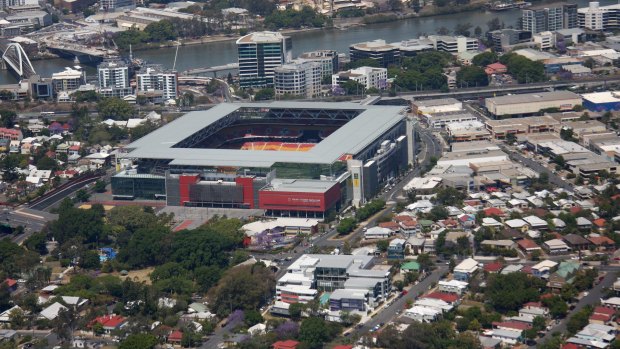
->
131;3;492;52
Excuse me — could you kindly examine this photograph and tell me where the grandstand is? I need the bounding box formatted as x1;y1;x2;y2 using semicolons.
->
112;102;409;216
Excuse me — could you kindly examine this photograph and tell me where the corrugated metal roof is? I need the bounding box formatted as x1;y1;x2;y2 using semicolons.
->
123;102;405;168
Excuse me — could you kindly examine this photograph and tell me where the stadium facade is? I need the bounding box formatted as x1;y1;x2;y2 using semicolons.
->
112;102;409;217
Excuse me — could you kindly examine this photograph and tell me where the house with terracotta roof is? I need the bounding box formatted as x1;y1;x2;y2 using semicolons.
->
587;234;615;251
484;207;505;218
167;329;182;344
484;262;504;274
88;315;127;334
378;221;400;233
485;62;508;75
3;279;17;292
399;219;420;237
516;239;542;254
590;313;613;325
492;321;531;333
273;340;300;349
423;292;460;306
593;218;607;232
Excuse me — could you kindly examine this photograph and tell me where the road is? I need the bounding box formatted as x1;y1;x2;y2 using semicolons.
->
28;174;103;211
500;145;574;192
535;267;618;347
354;264;450;337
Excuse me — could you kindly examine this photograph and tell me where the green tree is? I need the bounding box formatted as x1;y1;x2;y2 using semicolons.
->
299;317;340;349
376;239;389;252
119;333;158;349
244;309;264;327
289;302;305;321
93;180;107;193
96;98;135;120
485;272;546;313
208;263;275;317
254;88;274;101
24;232;47;255
75;189;90;203
144;20;176;42
472;52;499;67
336;217;357;235
456;66;489;87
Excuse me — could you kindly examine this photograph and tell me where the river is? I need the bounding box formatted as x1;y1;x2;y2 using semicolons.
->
0;0;614;84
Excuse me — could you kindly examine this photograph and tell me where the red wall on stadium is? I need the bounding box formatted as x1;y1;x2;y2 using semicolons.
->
258;183;340;212
179;174;200;205
235;176;255;209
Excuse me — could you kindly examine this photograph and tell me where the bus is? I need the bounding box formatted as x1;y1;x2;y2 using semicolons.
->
40;112;55;117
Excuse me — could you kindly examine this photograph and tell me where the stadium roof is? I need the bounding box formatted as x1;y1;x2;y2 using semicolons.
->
123;102;405;168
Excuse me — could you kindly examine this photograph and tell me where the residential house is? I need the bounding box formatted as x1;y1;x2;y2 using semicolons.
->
563;233;591;251
577;217;593;231
401;261;421;274
364;227;392;240
453;258;479;281
3;279;17;292
0;306;23;323
438;280;468;295
588;234;615;251
88;315;127;334
406;236;426;255
387;239;406;260
399;219;420;237
519;302;549;318
501;264;524;274
531;260;558;279
0;128;22;141
490;329;523;345
544;239;571;254
505;219;529;232
517;239;542;254
548;261;580;291
423;292;460;306
329;289;367;313
523;215;549;230
404;306;441;323
39;302;67;320
593;218;607;232
480;240;516;250
484;262;504;274
273;340;300;349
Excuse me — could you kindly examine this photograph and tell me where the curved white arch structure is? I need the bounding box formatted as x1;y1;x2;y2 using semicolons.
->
2;43;36;79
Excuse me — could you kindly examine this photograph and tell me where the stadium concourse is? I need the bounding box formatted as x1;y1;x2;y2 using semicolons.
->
111;102;411;218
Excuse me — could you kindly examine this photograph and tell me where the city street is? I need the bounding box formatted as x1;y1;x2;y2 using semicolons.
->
500;145;575;192
535;266;619;347
353;264;450;337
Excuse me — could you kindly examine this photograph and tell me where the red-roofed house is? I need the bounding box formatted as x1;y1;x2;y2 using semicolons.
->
593;218;607;232
484;262;504;273
399;219;420;236
595;306;616;315
562;343;581;349
570;206;582;215
273;340;300;349
587;235;615;251
379;221;400;232
394;215;414;223
492;321;531;332
484;207;505;217
168;330;183;344
423;292;460;305
333;346;353;349
485;62;507;75
590;313;613;325
0;127;22;141
3;278;17;292
517;239;541;253
88;315;127;334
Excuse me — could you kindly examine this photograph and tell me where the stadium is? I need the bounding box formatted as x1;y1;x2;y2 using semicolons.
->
111;102;409;217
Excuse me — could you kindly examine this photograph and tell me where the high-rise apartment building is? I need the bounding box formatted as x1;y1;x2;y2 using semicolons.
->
236;31;292;88
522;4;577;33
97;59;132;98
578;2;620;30
273;61;322;99
297;50;339;79
136;66;178;103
